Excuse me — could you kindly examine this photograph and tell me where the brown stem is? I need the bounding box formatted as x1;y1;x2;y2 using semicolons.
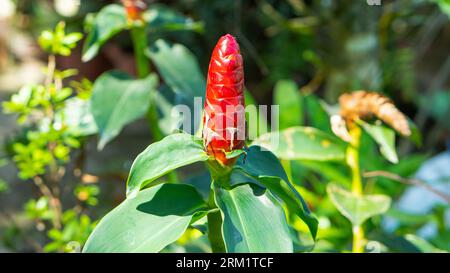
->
363;170;450;203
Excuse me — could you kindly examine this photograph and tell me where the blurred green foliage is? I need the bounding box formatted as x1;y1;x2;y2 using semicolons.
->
0;0;448;253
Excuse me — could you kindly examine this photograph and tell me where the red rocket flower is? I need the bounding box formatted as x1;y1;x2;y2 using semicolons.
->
203;34;246;166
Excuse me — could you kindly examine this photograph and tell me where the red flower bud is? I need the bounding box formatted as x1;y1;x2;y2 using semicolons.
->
203;34;246;166
121;0;147;22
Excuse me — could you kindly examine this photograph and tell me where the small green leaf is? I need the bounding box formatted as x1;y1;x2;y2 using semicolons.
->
82;4;127;62
214;183;293;253
90;71;158;149
327;183;391;226
83;183;209;253
233;145;318;239
304;94;332;134
358;120;398;164
252;127;347;161
146;39;206;100
274;80;303;129
126;133;209;198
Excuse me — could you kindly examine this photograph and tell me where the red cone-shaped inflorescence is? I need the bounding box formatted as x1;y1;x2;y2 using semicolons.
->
121;0;147;21
203;34;246;166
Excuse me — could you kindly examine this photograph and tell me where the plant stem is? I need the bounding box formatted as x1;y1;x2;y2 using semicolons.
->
33;176;62;229
45;55;56;86
207;187;226;253
346;126;365;253
130;26;150;78
352;225;364;253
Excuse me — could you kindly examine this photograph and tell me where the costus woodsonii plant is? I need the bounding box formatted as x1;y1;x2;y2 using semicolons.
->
203;34;246;166
82;34;317;253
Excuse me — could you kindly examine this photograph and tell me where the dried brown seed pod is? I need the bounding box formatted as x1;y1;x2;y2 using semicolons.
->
338;91;411;136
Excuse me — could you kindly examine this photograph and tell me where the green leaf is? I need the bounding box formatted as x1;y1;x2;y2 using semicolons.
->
126;133;209;198
146;39;206;100
407;119;422;147
304;94;332;134
214;183;293;253
82;4;127;62
252;127;346;161
233;145;318;239
327;183;391;226
83;183;209;253
244;90;269;138
432;0;450;17
274;80;303;129
358;120;398;164
146;4;203;33
90;71;158;149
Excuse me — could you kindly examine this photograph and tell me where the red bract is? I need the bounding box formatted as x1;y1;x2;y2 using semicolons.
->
121;0;147;21
203;34;246;166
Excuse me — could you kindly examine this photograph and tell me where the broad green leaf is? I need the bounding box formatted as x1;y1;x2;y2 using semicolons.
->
146;4;203;33
214;183;293;253
126;133;209;198
404;234;447;253
252;127;346;161
82;4;127;62
90;71;158;149
233;145;318;239
83;184;208;253
274;80;303;129
327;183;391;226
358;120;398;164
146;39;206;100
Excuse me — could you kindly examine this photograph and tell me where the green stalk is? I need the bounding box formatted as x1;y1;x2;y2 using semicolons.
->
207;187;226;253
130;26;150;78
206;160;232;253
130;24;177;182
346;126;365;253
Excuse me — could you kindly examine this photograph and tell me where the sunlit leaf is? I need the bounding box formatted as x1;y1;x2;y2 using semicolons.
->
126;133;209;198
358;120;398;164
90;71;158;149
82;4;127;62
233;145;318;239
146;39;206;100
83;183;209;253
274;80;303;129
214;183;293;253
327;183;391;226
